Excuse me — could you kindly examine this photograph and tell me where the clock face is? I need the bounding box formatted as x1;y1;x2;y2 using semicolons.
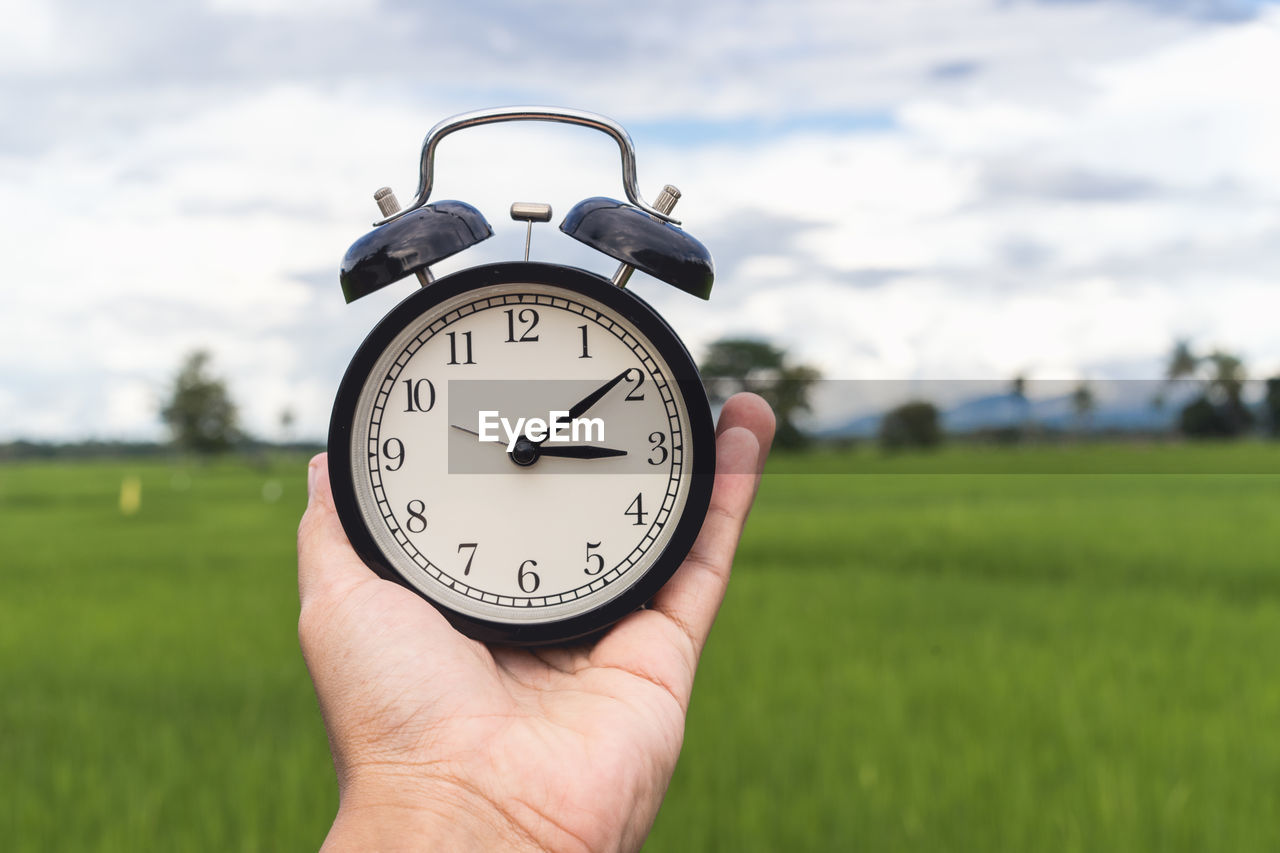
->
329;263;714;644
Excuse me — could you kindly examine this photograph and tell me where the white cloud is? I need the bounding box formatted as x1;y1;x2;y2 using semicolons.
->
206;0;377;17
3;2;1279;439
0;0;59;71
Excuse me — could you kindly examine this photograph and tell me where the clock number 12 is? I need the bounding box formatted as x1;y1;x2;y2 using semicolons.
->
504;308;540;343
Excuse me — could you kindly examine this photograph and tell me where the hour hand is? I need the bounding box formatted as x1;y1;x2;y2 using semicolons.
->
536;445;628;459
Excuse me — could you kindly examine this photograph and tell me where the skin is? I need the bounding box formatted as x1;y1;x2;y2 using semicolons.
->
298;393;775;852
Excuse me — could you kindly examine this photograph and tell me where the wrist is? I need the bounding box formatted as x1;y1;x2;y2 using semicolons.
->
323;774;545;852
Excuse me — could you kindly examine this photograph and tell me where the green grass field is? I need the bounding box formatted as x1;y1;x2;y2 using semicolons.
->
3;444;1279;850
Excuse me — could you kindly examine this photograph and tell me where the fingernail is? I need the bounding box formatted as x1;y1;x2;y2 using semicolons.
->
307;461;319;499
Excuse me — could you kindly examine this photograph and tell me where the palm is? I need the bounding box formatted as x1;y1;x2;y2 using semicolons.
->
313;568;697;850
299;394;774;851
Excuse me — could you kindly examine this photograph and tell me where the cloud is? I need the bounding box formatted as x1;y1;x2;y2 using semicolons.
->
2;1;1278;439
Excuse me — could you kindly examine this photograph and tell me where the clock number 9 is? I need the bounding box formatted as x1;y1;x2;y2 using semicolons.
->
405;499;428;533
402;378;436;412
383;437;405;471
647;432;668;466
584;541;604;575
518;559;540;593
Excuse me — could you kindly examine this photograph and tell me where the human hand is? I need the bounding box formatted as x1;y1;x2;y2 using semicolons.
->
297;393;775;852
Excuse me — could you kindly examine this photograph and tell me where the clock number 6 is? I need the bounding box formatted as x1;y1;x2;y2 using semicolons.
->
518;559;540;593
405;500;427;533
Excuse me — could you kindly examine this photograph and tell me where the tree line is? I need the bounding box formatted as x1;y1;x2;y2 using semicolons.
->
8;337;1275;460
875;339;1280;451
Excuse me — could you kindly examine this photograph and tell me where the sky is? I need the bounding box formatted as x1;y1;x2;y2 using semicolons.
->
2;0;1279;440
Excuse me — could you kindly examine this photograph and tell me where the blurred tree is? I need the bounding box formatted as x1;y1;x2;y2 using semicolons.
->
1155;338;1200;411
1179;397;1235;438
1178;349;1252;439
879;401;942;451
1009;373;1034;435
1267;378;1280;438
1166;338;1200;382
1204;351;1245;407
700;338;820;449
1071;382;1095;433
160;350;240;454
1010;374;1027;400
279;406;296;443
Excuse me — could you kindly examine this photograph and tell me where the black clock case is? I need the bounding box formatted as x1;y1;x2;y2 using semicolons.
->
328;262;716;646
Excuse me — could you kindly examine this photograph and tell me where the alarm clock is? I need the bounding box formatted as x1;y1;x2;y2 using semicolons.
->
327;107;715;645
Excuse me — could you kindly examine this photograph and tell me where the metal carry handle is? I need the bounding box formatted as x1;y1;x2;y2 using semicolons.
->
373;106;680;227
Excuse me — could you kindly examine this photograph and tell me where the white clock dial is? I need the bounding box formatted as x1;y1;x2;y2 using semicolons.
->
346;281;695;626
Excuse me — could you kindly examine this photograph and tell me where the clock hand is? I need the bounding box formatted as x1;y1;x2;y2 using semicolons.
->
453;424;624;460
552;369;634;430
528;369;633;448
451;424;507;450
534;445;628;459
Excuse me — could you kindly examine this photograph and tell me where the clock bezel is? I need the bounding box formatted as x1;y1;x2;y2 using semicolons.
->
328;261;716;646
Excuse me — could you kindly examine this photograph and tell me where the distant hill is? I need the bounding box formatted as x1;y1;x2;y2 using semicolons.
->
818;384;1194;439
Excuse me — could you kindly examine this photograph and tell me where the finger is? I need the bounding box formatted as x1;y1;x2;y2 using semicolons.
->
647;422;765;661
716;391;775;486
297;453;377;609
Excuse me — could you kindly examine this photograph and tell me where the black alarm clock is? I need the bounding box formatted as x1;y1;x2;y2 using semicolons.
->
328;106;715;645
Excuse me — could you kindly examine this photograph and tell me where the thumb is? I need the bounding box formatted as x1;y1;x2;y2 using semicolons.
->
298;453;376;609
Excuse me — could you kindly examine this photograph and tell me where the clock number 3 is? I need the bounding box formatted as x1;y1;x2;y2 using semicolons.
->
647;431;668;466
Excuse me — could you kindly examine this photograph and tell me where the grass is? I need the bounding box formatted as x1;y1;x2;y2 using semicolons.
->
0;459;331;851
2;444;1279;850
